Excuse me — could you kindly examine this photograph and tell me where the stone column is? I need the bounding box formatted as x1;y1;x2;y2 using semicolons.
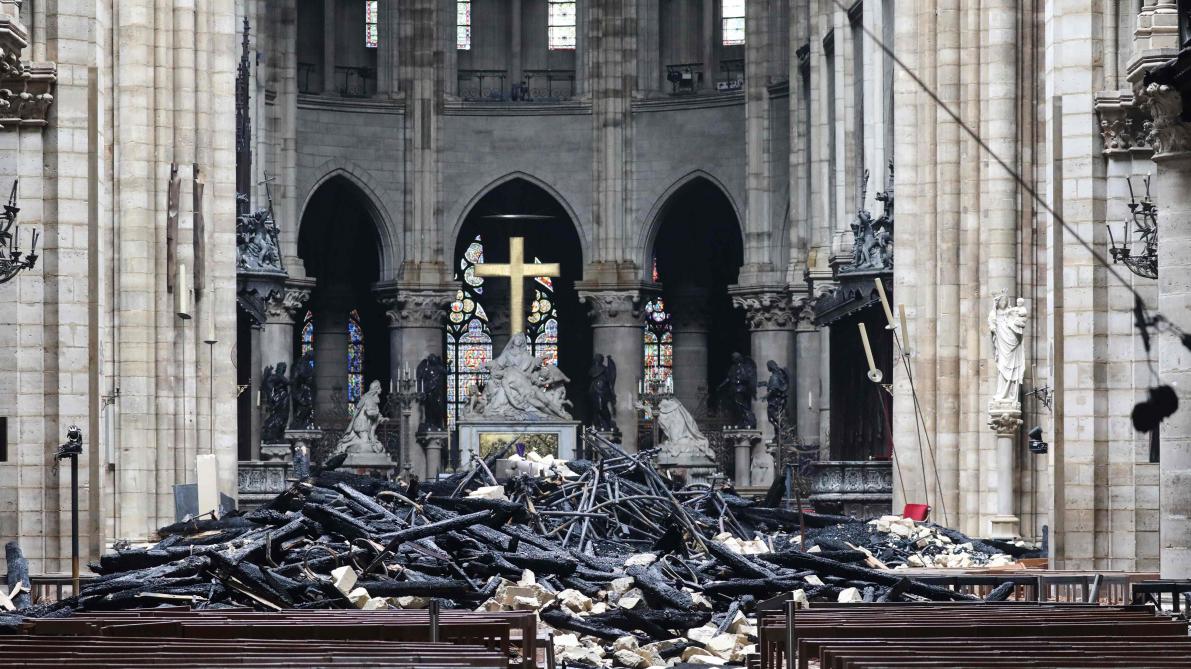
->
701;0;716;90
792;296;820;446
579;289;644;453
322;0;336;94
510;0;523;95
260;282;313;377
248;322;263;459
1140;81;1191;578
731;289;798;443
377;285;454;469
636;0;660;94
312;287;351;422
988;409;1023;538
575;0;588;96
377;0;399;97
667;286;711;413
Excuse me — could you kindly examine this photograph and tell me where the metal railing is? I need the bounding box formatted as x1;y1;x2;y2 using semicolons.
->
297;62;317;94
335;65;376;98
523;69;575;101
457;69;509;101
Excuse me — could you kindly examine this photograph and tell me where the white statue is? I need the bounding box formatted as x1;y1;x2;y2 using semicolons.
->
656;397;716;461
988;292;1027;404
334;380;386;455
464;333;573;421
749;443;775;487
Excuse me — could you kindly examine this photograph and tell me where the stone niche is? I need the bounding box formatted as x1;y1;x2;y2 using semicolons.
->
808;460;893;518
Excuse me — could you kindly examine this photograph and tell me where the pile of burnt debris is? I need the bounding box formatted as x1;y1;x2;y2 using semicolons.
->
2;440;1040;666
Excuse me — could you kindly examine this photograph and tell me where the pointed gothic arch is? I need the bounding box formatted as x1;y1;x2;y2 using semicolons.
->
449;171;589;266
301;162;400;279
639;169;744;280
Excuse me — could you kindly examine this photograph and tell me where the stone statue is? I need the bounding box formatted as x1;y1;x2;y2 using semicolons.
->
290;350;316;429
656;397;716;461
588;354;617;431
717;352;757;429
261;363;290;442
235;206;283;273
333;380;386;455
417;353;449;431
764;360;790;429
989;292;1028;405
464;333;573;421
749;442;775;487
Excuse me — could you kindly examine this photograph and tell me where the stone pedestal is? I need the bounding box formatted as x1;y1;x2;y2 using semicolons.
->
259;442;291;463
655;452;720;487
988;403;1023;539
724;428;763;487
341;450;402;480
417;430;448;479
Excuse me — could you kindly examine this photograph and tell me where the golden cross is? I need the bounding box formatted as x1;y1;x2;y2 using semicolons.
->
474;236;561;335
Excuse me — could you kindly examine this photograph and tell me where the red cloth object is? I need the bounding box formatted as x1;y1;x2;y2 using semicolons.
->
902;503;931;521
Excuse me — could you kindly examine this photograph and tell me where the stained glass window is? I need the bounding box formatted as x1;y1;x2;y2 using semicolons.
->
644;297;673;393
365;1;379;48
528;271;559;366
548;0;576;50
300;310;315;358
446;236;491;428
347;309;364;413
457;0;472;50
722;0;745;46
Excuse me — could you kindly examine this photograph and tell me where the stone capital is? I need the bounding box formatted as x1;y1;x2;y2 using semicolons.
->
263;283;312;324
730;289;798;331
1137;82;1191;157
1095;91;1153;156
579;289;642;327
376;285;455;329
987;403;1023;434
